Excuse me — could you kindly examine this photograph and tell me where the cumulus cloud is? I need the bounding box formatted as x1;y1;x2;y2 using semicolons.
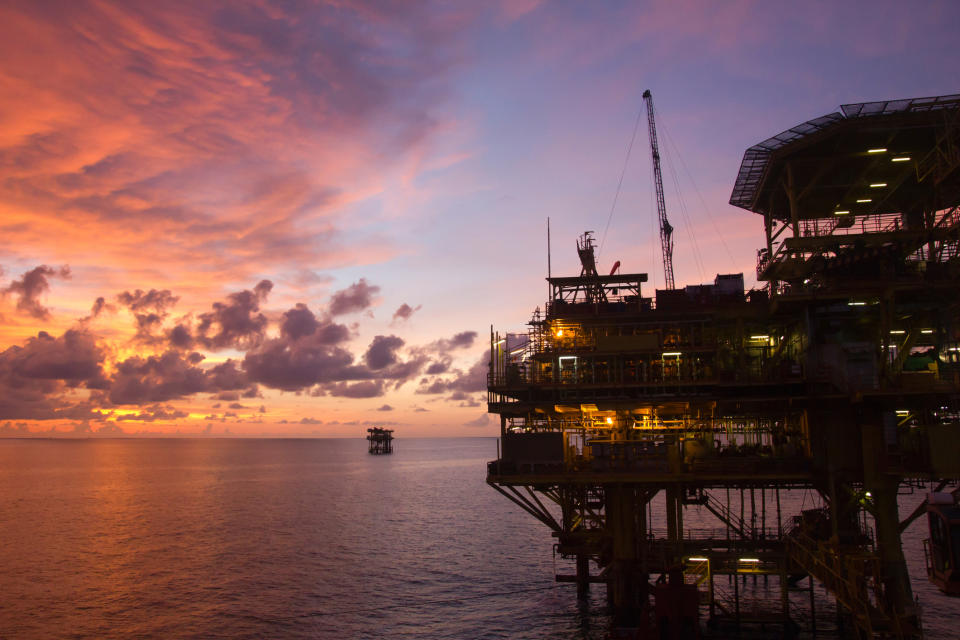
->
417;349;488;397
364;335;405;370
1;265;70;320
391;303;421;323
0;329;106;420
107;350;246;405
326;380;385;398
376;404;394;411
426;330;477;353
117;288;180;343
328;279;380;316
196;280;273;350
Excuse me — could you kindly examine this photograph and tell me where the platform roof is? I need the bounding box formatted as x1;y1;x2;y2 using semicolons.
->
547;273;648;286
730;94;960;221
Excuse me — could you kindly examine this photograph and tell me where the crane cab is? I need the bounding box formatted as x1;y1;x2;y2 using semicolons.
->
924;492;960;596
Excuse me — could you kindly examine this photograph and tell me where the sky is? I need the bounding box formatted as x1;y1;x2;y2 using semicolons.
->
1;0;958;438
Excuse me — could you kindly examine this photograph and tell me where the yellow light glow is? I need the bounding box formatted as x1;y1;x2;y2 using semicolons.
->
605;417;613;425
856;199;871;203
895;410;909;415
556;329;564;337
834;210;850;215
848;301;866;306
889;330;905;334
750;335;769;340
865;491;873;498
662;352;681;357
869;183;887;188
739;558;761;563
867;148;887;153
891;156;910;162
687;557;709;562
921;329;934;334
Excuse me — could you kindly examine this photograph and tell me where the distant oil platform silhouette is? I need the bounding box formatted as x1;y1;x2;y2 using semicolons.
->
367;427;394;454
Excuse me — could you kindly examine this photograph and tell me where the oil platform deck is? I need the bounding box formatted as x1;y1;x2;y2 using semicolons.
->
487;93;960;638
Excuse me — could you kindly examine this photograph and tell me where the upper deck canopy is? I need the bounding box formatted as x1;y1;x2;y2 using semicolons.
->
730;94;960;221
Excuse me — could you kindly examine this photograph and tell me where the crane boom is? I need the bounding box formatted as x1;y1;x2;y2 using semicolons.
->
642;89;675;290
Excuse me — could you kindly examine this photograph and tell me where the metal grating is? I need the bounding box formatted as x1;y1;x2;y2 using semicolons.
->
729;113;842;209
730;93;960;211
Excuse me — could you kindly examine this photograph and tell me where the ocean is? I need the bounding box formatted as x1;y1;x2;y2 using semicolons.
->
0;438;956;639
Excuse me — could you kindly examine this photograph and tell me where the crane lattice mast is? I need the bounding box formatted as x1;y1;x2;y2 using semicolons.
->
642;89;675;290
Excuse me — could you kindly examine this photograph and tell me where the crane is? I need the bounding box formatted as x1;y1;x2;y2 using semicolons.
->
642;89;675;290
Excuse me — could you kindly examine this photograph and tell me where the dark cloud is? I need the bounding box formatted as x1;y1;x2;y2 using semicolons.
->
329;278;379;316
432;330;477;352
391;303;421;323
281;303;319;340
326;380;385;398
7;329;105;383
243;307;420;392
416;350;488;399
243;336;356;391
116;289;180;343
89;296;114;319
108;350;245;405
167;324;194;349
0;328;107;419
1;265;70;320
364;335;404;370
425;358;451;375
376;404;394;412
117;288;179;313
196;280;273;350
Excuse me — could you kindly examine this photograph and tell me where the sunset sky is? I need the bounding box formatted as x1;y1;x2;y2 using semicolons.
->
1;1;958;437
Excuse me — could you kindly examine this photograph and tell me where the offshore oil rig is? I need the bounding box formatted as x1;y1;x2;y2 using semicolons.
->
487;93;960;637
366;427;394;454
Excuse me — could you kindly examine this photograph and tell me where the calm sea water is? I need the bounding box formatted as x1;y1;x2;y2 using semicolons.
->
0;438;956;639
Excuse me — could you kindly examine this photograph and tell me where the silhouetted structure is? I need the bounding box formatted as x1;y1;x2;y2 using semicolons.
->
366;428;394;454
487;93;960;638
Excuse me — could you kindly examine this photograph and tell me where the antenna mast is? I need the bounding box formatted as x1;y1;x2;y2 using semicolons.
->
643;89;675;290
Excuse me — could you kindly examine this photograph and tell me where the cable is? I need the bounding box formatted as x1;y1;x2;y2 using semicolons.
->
659;117;738;272
599;103;645;258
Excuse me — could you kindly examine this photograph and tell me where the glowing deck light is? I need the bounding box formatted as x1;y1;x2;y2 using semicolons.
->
687;557;709;562
891;156;911;162
895;410;910;415
739;558;761;563
848;301;867;306
834;210;850;215
662;352;681;357
867;148;887;154
889;330;906;334
856;199;872;203
870;183;887;188
921;329;934;334
865;491;873;498
605;417;614;425
750;335;769;340
556;329;564;337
